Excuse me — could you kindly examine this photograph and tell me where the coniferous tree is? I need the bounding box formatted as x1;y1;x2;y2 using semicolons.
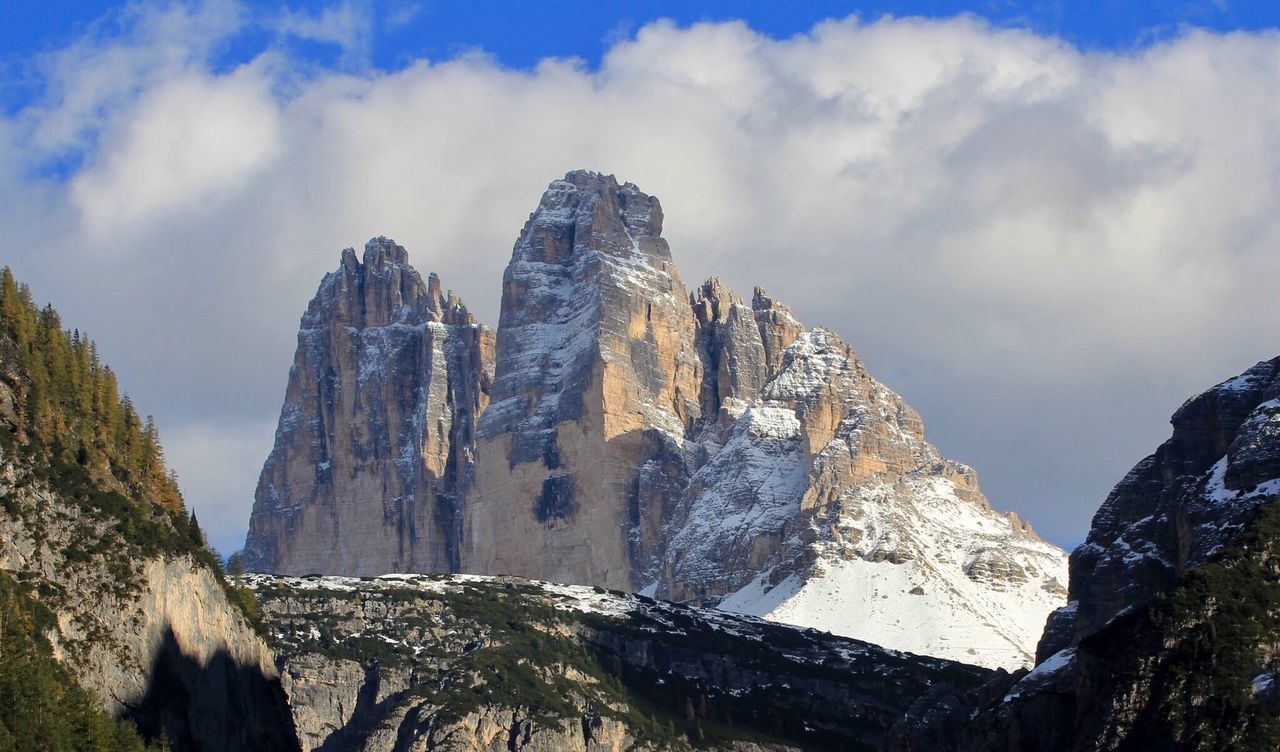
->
0;267;189;517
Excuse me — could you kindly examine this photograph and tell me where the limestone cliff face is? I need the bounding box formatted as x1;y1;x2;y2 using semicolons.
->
245;237;493;576
0;446;299;750
462;172;703;591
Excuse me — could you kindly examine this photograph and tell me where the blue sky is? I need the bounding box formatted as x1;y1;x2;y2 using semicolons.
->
4;1;1276;88
3;1;1280;557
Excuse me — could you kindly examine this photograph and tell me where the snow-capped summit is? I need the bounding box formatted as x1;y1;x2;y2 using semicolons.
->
665;326;1067;670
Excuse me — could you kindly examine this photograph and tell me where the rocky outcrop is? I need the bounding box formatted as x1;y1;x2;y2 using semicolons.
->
0;445;299;750
245;237;493;576
244;573;991;751
666;326;1067;670
248;171;1066;670
887;356;1280;751
1039;357;1280;659
462;172;703;591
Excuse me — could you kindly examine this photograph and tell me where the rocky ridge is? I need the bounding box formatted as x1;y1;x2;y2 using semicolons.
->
1039;356;1280;659
242;572;991;752
244;171;1067;670
888;356;1280;751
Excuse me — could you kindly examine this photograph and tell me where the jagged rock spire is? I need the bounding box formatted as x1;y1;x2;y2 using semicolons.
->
463;171;703;590
243;239;493;575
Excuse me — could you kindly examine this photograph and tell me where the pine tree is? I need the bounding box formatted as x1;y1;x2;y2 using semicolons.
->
187;511;205;549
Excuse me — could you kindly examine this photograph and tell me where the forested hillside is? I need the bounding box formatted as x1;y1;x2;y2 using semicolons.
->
0;571;148;750
0;267;183;515
0;267;295;750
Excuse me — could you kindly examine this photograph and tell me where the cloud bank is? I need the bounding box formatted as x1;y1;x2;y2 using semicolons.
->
3;1;1279;556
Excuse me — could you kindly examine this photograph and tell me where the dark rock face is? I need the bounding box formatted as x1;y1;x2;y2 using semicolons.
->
1042;356;1280;659
244;238;493;576
130;628;301;752
889;357;1280;752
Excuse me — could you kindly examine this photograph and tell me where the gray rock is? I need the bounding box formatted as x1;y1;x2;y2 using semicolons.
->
243;573;990;751
1041;356;1280;659
244;237;493;576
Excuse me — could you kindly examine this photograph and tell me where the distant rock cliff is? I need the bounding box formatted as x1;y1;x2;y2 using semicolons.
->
245;238;493;576
245;171;1066;670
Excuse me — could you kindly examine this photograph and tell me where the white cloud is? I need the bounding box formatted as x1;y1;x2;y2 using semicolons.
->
3;3;1280;552
271;0;376;65
19;0;245;156
71;66;282;232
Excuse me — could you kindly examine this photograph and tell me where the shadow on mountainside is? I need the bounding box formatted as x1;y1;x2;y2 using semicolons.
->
123;626;301;752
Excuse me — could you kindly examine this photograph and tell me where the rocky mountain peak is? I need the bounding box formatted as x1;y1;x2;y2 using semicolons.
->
310;238;480;336
244;241;493;576
465;172;703;591
362;234;411;267
252;172;1067;669
513;170;669;269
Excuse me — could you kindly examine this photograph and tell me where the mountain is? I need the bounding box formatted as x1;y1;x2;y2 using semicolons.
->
242;572;991;752
462;172;703;592
244;239;494;576
0;269;300;750
889;356;1280;751
1039;356;1280;659
244;171;1067;670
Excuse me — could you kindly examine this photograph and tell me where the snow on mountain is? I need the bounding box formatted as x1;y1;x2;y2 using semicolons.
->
248;172;1067;672
717;475;1067;670
667;327;1067;670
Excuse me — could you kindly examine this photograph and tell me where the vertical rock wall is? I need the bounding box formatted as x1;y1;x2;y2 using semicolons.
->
244;238;493;576
461;172;703;590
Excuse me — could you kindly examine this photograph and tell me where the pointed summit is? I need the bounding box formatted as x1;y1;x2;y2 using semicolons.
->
512;170;670;269
465;173;703;590
362;235;411;268
244;241;493;575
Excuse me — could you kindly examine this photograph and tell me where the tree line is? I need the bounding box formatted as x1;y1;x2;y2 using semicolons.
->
0;267;183;515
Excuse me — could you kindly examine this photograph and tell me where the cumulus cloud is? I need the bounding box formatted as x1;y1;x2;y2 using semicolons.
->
71;66;282;231
3;2;1279;556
